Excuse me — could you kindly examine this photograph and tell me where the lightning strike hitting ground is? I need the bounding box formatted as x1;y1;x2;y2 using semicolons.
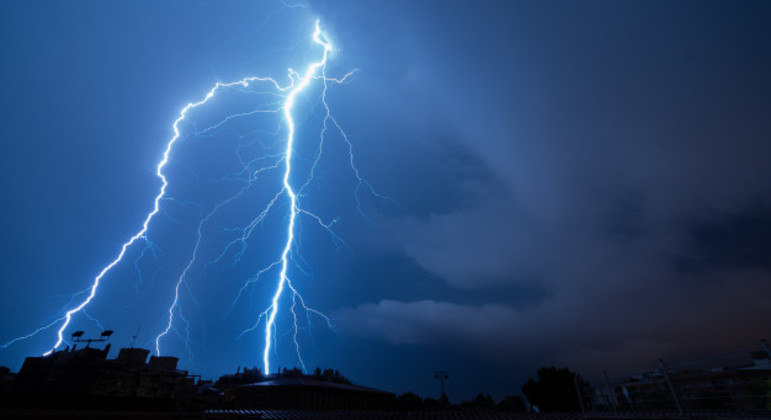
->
156;21;364;372
259;21;331;375
2;20;381;375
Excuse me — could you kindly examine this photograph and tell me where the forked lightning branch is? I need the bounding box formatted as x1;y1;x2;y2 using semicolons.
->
1;20;382;375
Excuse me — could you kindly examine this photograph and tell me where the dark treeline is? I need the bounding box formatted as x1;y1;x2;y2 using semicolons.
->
396;366;583;412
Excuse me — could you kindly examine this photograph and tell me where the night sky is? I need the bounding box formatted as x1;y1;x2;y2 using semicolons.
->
1;0;771;401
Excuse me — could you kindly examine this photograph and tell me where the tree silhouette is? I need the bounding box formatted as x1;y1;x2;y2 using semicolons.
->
396;392;424;410
460;392;494;408
521;366;584;412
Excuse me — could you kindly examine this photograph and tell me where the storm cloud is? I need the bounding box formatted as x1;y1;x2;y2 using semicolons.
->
328;0;771;377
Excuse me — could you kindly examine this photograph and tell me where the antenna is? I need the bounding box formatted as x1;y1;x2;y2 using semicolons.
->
129;326;141;348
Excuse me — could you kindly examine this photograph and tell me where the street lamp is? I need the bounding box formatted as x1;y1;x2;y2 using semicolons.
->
434;370;449;401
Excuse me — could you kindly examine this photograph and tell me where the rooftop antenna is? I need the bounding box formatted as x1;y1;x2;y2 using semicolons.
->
129;326;141;348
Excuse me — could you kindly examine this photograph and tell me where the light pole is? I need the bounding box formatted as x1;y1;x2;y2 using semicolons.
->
434;370;449;402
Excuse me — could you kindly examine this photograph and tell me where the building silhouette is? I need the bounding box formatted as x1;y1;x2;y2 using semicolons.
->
216;366;396;409
9;342;196;410
1;337;396;412
587;341;771;415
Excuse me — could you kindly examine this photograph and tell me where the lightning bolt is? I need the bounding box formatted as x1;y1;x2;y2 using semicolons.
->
133;238;160;295
0;56;287;356
3;20;384;376
151;20;349;372
160;21;346;373
258;20;332;375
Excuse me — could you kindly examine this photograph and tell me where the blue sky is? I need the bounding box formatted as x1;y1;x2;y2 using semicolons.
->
1;0;770;400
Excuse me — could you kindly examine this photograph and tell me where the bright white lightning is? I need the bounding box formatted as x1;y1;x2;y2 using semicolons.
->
262;20;331;374
154;20;343;372
1;64;288;356
3;20;379;376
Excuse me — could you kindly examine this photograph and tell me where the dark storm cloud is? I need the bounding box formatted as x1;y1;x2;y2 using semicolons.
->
338;255;771;371
676;203;771;272
325;0;771;374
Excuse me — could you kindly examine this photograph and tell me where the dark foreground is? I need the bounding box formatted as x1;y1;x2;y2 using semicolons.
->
0;410;580;420
3;409;771;420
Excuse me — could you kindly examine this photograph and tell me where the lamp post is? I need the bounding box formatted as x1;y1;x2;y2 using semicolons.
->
434;370;449;402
